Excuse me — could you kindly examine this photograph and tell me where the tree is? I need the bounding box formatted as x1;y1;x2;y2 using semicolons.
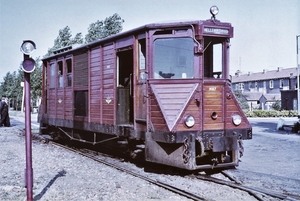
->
0;57;42;110
85;13;124;43
30;57;42;103
46;26;84;56
233;90;250;110
45;13;124;56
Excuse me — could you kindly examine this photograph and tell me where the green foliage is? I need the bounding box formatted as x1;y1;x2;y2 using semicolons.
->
46;26;84;56
30;57;42;102
46;13;124;56
0;57;42;110
272;99;281;111
244;110;297;117
85;13;124;43
233;90;249;110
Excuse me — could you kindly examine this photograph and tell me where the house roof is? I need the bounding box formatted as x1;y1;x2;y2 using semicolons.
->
232;67;297;83
243;92;281;101
243;92;262;101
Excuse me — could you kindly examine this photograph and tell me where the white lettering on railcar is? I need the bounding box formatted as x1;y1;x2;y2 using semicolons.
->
204;27;229;35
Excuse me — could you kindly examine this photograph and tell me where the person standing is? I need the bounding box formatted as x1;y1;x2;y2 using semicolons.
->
0;97;10;127
0;98;2;124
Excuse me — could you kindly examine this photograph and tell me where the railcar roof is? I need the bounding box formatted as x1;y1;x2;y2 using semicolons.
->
42;19;232;61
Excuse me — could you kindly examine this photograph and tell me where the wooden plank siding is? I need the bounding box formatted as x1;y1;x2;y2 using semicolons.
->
90;47;101;122
225;89;249;129
48;89;56;119
203;85;224;130
64;88;73;120
149;87;168;131
74;51;89;87
44;42;118;127
102;44;116;125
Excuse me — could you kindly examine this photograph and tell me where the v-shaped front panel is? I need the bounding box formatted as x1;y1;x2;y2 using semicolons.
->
150;83;198;131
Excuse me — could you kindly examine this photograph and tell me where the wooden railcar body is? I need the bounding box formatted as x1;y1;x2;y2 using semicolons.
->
39;16;252;170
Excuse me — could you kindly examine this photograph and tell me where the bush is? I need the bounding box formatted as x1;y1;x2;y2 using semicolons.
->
244;110;297;117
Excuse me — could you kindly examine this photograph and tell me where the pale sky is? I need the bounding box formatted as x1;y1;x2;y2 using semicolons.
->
0;0;299;82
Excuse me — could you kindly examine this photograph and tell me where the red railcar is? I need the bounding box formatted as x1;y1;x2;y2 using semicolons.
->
39;6;252;170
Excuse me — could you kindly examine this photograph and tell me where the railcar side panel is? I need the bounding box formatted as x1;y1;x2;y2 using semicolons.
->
90;47;101;123
102;44;115;125
56;89;64;118
73;51;89;87
64;88;73;120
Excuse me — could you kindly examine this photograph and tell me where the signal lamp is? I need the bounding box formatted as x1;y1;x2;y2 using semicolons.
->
21;40;36;73
22;58;36;73
20;40;36;55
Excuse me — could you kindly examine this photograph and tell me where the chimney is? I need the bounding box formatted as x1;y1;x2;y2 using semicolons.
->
277;67;283;72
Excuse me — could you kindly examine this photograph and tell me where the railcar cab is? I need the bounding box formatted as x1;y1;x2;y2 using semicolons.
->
145;6;251;170
149;7;232;81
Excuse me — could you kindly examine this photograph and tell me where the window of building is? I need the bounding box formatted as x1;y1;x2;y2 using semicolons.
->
269;80;274;89
279;79;284;88
239;83;244;90
255;82;258;90
235;84;239;90
66;58;72;87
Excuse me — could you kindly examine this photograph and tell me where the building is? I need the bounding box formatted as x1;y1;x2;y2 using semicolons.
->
231;67;298;110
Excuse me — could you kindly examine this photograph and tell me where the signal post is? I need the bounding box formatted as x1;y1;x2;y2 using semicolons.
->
20;40;36;201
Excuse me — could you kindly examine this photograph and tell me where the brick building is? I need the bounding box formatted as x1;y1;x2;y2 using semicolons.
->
231;67;298;110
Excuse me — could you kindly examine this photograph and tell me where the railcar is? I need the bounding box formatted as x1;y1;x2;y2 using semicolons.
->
38;6;252;170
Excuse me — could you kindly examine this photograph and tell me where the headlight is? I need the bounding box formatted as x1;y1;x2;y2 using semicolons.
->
210;5;219;16
184;115;195;128
232;114;242;126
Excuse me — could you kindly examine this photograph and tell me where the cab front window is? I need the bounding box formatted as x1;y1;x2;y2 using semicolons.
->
153;37;194;79
203;37;227;79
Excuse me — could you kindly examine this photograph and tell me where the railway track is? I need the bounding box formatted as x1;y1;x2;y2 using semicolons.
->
221;169;300;201
49;141;206;201
194;172;300;201
47;140;300;201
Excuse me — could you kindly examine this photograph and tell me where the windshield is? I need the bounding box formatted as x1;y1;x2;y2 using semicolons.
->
153;38;194;79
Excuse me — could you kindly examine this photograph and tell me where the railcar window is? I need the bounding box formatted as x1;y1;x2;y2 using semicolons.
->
203;37;224;78
58;61;63;88
139;39;146;80
153;38;194;79
49;63;56;88
66;59;72;87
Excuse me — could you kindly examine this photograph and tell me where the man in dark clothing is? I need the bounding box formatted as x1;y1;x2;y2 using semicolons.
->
0;99;2;123
0;97;10;127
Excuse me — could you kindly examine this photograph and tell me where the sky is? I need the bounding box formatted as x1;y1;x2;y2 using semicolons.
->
0;0;299;82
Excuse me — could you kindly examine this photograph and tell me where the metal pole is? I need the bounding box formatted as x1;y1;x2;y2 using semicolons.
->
24;69;33;200
297;35;300;119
